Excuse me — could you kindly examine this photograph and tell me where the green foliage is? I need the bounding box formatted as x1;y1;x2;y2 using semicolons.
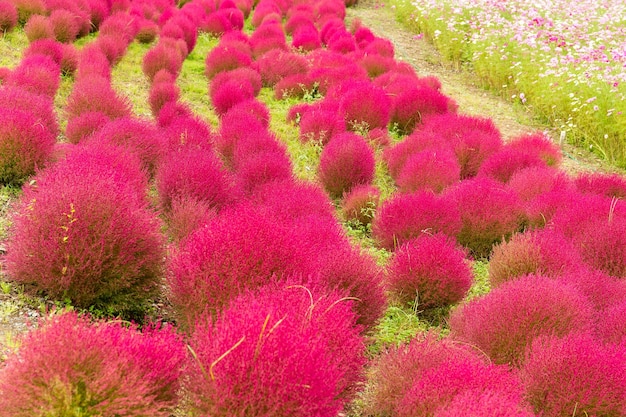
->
467;260;491;300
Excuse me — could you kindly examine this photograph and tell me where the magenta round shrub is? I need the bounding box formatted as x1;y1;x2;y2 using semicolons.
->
5;54;61;98
396;147;461;193
23;38;63;64
488;229;584;287
507;165;572;202
156;147;235;211
387;233;472;309
0;312;186;417
342;184;380;225
231;130;287;169
507;132;562;167
255;48;309;86
24;14;54;42
149;80;180;115
135;18;159;43
250;22;287;57
274;73;315;99
65;111;110;144
76;46;111;81
318;131;375;198
363;37;395;57
293;24;322;51
94;34;128;66
434;390;535;417
522;333;626;417
142;41;184;82
365;333;486;416
5;149;164;314
383;130;451;180
391;86;455;134
558;268;626;312
235;150;293;194
477;146;548;183
595;299;626;344
184;281;366;416
66;78;132;121
299;106;346;144
166;196;217;243
444;177;525;258
575;171;626;198
449;274;594;366
89;117;165;175
0;108;55;185
0;0;17;32
372;191;463;250
49;9;79;42
524;187;584;229
163;114;215;151
12;0;45;24
166;205;321;325
209;75;256;116
216;112;267;166
339;80;391;131
211;67;261;97
396;356;525;417
366;127;391;147
358;54;395;78
0;85;59;136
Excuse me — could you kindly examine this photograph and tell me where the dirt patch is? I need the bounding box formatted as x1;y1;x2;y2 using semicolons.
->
346;0;618;175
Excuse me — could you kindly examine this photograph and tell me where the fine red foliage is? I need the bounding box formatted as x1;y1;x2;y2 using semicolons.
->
235;150;293;195
166;196;217;243
443;177;525;258
5;54;60;98
0;108;55;185
318;131;376;198
292;24;321;51
66;77;132;121
11;0;45;24
49;9;79;42
274;73;316;100
477;146;548;183
372;191;463;250
205;41;253;79
24;14;54;42
135;18;159;43
391;86;456;134
383;130;451;180
0;0;18;32
0;312;186;417
507;132;562;167
149;79;180;116
434;390;535;417
184;281;366;416
575;171;626;199
298;103;346;144
156;147;236;211
341;184;380;225
0;85;59;136
142;40;184;81
395;147;461;193
522;333;626;417
338;80;391;132
75;45;111;81
507;165;572;203
449;274;594;366
209;72;256;116
5;144;164;314
211;66;262;97
387;233;473;309
23;38;63;65
249;21;287;57
488;229;584;287
255;48;309;86
64;111;110;144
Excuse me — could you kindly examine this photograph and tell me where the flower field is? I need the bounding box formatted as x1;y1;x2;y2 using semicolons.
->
390;0;626;167
0;0;625;415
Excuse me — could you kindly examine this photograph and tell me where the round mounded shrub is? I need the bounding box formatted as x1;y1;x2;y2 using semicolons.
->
5;147;164;316
65;111;110;144
390;85;455;135
372;191;463;250
0;312;186;417
155;147;236;212
6;54;61;98
341;184;380;225
387;233;473;309
433;390;535;417
488;229;584;287
0;0;18;33
507;132;562;167
184;281;366;416
449;274;594;366
522;333;626;417
444;177;525;258
395;147;461;193
165;196;217;243
0;108;55;185
575;171;626;199
318;132;375;198
66;78;132;121
24;14;53;42
477;146;547;183
338;80;391;132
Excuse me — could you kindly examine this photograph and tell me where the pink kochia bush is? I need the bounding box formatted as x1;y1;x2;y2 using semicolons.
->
341;184;380;225
0;107;55;185
434;390;535;417
395;147;461;193
184;282;366;416
522;333;626;417
387;233;473;309
338;81;391;131
449;274;594;366
372;191;462;250
66;77;133;121
365;333;527;417
575;171;626;198
444;177;525;258
0;312;186;417
5;54;60;98
156;147;237;212
6;144;164;316
0;0;17;33
318;132;375;198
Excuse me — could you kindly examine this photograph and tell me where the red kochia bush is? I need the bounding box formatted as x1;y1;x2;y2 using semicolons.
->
477;146;547;183
167;205;323;326
66;78;132;121
372;191;463;250
49;9;80;42
23;38;63;64
0;312;186;417
522;333;626;417
341;184;380;225
575;171;626;198
24;15;54;42
444;177;525;258
488;229;584;287
507;165;571;203
507;132;562;167
318;132;375;198
0;0;18;33
205;42;253;79
365;333;486;416
274;73;315;100
209;73;256;116
5;143;163;314
396;357;525;417
395;147;461;193
449;274;594;366
391;86;456;135
383;130;451;180
235;150;293;194
211;67;261;96
142;41;184;81
255;48;309;86
149;78;179;115
339;81;391;131
184;282;366;416
166;196;217;243
6;54;60;98
293;24;321;51
595;300;626;344
0;108;55;185
12;0;45;24
64;111;110;144
434;390;535;417
0;85;59;136
387;233;473;309
156;147;236;211
299;104;346;144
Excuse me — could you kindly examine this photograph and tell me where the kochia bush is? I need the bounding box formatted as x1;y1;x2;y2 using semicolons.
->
0;312;186;417
0;0;17;33
387;233;473;309
449;275;594;366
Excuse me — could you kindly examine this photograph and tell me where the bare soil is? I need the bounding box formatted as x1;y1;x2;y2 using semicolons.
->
346;0;617;175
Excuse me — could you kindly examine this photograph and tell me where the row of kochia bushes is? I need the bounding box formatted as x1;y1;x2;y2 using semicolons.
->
0;0;626;415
